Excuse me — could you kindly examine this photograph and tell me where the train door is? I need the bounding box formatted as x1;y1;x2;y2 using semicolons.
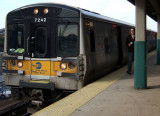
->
117;26;123;65
29;22;51;80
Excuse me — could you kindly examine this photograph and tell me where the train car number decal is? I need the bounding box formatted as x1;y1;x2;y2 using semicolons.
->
35;18;47;23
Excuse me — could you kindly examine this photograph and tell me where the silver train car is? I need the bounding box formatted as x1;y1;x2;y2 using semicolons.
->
3;3;156;103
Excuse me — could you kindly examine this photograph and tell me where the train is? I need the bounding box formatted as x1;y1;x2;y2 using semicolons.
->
3;3;156;106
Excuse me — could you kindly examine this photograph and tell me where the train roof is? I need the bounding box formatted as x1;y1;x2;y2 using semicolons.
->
24;3;134;26
7;3;134;26
8;2;135;27
78;8;135;27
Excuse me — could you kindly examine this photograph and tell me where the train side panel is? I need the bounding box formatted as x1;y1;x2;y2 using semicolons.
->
82;18;131;85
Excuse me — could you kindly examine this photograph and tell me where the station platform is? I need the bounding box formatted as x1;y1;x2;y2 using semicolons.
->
34;50;160;116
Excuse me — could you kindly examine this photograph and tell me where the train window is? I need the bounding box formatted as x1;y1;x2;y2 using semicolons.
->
8;24;24;55
104;37;111;54
90;29;95;52
57;24;78;56
35;27;47;56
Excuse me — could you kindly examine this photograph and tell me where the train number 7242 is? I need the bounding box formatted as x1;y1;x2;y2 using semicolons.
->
35;18;47;23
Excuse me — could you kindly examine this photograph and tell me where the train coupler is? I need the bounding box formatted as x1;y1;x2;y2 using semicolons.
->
31;100;42;107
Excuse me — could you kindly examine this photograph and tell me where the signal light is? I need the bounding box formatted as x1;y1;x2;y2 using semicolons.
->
68;62;75;69
60;63;67;70
113;24;116;28
10;60;16;66
33;9;38;14
86;22;90;26
44;8;49;14
85;22;94;27
17;61;23;68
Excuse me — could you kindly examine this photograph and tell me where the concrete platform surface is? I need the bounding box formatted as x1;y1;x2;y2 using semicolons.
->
34;51;160;116
71;54;160;116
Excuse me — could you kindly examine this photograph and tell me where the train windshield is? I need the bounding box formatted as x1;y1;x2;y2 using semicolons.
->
57;24;78;56
8;24;24;55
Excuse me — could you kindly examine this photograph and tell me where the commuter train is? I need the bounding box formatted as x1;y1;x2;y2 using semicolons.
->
3;3;156;105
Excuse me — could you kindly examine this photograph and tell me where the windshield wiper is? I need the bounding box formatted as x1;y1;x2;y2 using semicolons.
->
59;22;70;36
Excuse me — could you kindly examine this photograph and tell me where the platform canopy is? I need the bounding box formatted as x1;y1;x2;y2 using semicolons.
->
128;0;160;21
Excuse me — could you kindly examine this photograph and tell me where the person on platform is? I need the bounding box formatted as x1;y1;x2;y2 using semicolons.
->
126;28;135;74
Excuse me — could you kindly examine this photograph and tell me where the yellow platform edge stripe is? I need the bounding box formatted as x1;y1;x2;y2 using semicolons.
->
33;50;156;116
30;80;49;84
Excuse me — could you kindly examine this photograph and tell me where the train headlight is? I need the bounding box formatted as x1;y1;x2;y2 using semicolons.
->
33;9;38;14
17;61;23;68
10;60;16;66
44;8;49;14
68;62;75;69
60;63;67;70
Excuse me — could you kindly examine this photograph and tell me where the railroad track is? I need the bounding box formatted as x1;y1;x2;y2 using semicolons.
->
0;99;29;116
0;89;74;115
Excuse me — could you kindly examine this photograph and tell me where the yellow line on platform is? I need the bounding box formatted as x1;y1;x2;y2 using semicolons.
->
33;50;156;116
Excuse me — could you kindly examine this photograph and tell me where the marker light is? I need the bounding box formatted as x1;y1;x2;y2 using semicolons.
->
85;22;94;27
68;62;75;69
113;24;116;28
60;63;67;70
17;61;23;68
86;22;90;26
89;22;94;27
10;60;16;66
33;9;38;14
44;8;49;14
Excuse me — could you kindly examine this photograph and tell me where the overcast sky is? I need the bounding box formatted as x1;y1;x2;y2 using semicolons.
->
0;0;157;31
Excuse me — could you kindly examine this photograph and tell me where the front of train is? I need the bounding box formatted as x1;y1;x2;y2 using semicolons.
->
3;3;85;106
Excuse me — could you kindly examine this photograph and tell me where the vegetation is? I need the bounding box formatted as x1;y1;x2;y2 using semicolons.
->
0;28;5;52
